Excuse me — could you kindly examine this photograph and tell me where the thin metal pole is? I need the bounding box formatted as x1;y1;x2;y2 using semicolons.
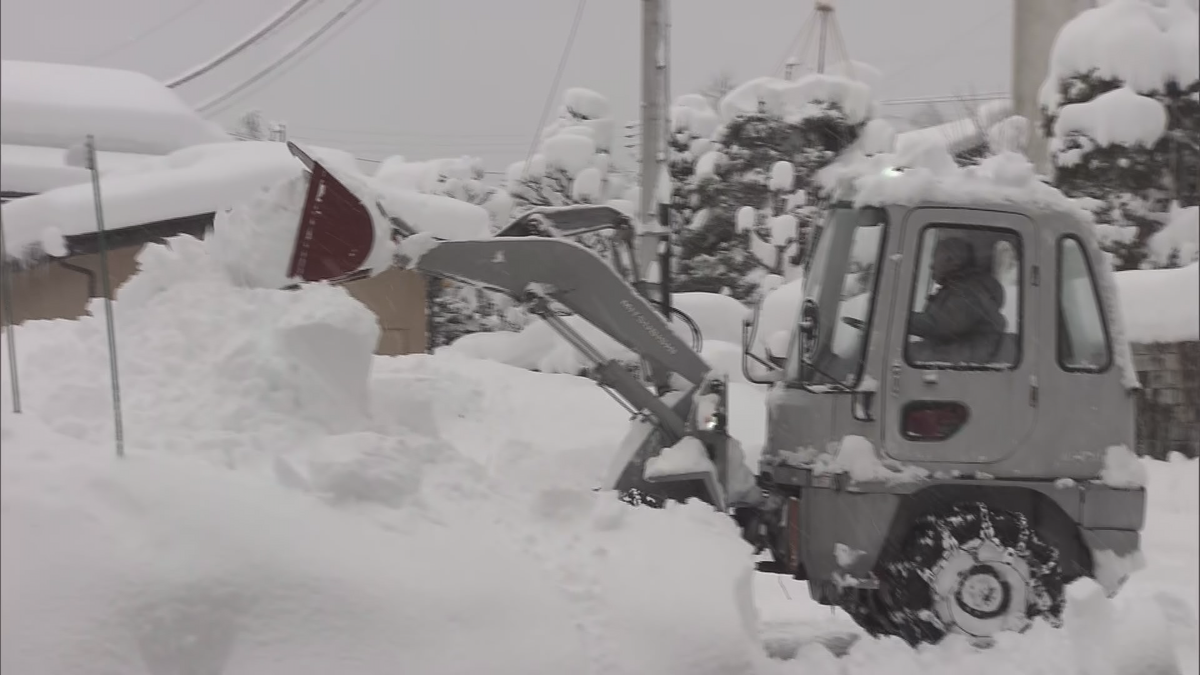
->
0;208;21;413
86;136;125;458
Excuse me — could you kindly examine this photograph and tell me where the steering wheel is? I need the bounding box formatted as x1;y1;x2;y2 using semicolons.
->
841;316;866;331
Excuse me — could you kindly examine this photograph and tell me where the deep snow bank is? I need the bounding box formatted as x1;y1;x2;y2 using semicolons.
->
0;235;764;674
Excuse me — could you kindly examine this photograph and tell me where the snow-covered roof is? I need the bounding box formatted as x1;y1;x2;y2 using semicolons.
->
894;100;1013;157
0;142;353;258
0;143;158;195
1116;263;1199;344
0;60;228;155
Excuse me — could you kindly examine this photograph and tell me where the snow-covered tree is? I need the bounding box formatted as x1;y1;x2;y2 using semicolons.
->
230;109;281;141
1041;0;1199;270
673;74;874;300
505;88;633;237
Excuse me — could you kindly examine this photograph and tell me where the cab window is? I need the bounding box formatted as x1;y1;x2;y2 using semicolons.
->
1057;236;1112;372
905;226;1022;370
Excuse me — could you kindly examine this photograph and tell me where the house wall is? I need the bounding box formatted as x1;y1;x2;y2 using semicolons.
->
1;244;428;356
1131;341;1200;459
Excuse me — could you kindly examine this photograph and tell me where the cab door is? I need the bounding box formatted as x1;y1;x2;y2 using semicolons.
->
881;207;1039;465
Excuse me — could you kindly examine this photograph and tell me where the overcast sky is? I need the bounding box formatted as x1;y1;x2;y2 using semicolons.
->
1;0;1012;170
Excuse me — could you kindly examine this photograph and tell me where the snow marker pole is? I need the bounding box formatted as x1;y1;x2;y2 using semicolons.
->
0;208;21;414
86;136;125;458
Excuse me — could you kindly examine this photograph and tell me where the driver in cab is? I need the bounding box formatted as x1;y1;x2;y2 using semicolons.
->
908;237;1006;366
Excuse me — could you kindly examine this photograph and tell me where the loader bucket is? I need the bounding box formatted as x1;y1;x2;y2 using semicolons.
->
286;142;379;283
604;390;728;511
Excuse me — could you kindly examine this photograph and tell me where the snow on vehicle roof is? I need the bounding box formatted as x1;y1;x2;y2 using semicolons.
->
718;74;873;125
0;142;355;259
819;144;1088;219
893;100;1013;157
0;143;158;195
0;60;228;155
1040;0;1200;111
1115;263;1200;344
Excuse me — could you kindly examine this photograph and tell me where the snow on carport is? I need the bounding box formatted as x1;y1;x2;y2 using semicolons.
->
0;142;359;258
1115;263;1200;344
0;60;227;156
0;143;157;196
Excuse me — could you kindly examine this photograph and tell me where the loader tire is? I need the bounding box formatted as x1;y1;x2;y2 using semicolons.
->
873;503;1065;646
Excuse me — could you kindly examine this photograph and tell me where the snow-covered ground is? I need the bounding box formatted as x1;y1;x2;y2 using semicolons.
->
1;235;1196;674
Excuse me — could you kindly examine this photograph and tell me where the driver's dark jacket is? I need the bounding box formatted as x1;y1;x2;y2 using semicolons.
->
908;272;1006;365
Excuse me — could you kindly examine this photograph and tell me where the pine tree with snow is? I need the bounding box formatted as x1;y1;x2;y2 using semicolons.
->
673;75;872;300
1041;0;1199;270
425;278;501;349
230;109;275;141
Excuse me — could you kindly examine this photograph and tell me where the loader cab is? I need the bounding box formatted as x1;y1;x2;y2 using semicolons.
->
745;194;1134;479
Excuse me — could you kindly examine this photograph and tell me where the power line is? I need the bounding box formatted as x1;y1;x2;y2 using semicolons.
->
878;92;1008;106
167;0;321;89
285;124;530;140
196;0;381;116
88;0;213;62
520;0;589;175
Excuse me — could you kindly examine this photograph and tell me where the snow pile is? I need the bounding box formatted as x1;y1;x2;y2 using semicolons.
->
0;236;769;674
374;154;512;231
809;436;930;484
0;59;227;155
378;189;492;240
1148;204;1200;268
718;74;874;125
1114;262;1200;343
1040;0;1200;111
645;436;717;479
1053;87;1167;149
1098;445;1151;488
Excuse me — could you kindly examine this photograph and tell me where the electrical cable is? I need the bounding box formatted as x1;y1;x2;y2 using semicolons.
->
88;0;212;62
196;0;381;116
167;0;321;88
519;0;589;178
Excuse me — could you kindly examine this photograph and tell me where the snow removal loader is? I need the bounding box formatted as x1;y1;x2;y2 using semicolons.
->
282;143;1147;647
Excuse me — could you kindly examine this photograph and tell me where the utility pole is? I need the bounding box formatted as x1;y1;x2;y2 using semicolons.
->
639;0;674;393
815;0;833;74
639;0;664;234
782;0;848;80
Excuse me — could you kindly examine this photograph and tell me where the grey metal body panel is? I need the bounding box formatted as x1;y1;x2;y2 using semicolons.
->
756;200;1144;597
761;469;1145;599
761;202;1135;481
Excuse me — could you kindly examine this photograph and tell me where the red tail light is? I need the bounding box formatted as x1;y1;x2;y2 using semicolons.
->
903;401;969;441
